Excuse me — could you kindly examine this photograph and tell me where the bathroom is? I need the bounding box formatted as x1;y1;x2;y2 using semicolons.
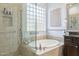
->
0;3;79;56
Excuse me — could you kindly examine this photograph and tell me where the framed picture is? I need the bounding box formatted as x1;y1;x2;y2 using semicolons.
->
50;8;61;27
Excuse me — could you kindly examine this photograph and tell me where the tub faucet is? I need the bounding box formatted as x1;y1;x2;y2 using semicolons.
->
43;47;45;50
39;44;42;50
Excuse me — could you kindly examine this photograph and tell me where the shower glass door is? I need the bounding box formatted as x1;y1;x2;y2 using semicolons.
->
22;3;37;55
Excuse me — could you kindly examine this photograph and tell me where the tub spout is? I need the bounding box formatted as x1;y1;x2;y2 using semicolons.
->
39;44;42;50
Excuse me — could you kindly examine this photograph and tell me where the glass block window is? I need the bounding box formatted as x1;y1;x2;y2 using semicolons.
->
36;5;46;31
26;3;36;31
26;3;46;32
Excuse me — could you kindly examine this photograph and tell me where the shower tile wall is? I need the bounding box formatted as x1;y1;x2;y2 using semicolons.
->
0;4;22;55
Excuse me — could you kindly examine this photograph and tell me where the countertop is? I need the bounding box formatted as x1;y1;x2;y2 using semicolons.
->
64;35;79;38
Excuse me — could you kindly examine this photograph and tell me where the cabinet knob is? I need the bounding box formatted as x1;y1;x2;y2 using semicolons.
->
75;46;78;48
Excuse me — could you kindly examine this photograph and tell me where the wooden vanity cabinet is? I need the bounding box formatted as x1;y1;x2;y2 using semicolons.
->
63;36;79;56
64;4;79;56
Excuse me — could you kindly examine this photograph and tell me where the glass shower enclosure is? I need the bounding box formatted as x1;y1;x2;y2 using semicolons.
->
22;3;46;55
22;3;37;55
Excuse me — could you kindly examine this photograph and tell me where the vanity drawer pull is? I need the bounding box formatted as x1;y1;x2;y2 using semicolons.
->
74;46;78;48
72;45;78;48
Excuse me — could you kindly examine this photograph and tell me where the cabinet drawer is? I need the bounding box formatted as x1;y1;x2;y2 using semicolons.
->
64;39;72;46
64;36;71;41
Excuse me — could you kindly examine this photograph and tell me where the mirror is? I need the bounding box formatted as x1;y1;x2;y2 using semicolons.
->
67;3;79;30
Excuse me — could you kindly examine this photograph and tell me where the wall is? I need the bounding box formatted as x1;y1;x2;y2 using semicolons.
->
0;4;22;55
47;3;67;37
37;3;47;8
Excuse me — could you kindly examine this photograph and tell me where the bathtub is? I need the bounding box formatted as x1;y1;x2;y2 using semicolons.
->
28;39;59;49
25;39;63;55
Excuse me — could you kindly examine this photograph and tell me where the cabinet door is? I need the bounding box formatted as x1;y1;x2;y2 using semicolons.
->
64;45;79;56
64;36;79;56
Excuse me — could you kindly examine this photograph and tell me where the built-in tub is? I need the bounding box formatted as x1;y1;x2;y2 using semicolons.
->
29;39;59;49
24;39;63;55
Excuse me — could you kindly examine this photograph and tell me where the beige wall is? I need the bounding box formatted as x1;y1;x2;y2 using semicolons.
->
0;3;22;55
37;35;47;40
